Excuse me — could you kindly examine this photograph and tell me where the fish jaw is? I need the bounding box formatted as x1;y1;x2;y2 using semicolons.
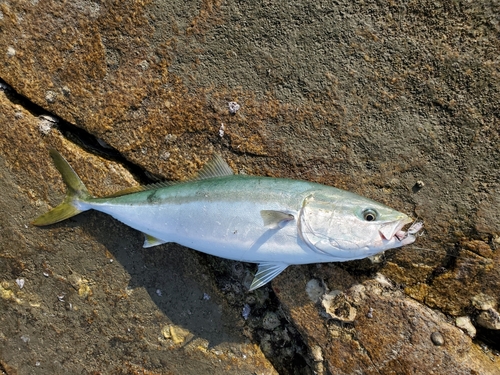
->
382;220;423;249
395;221;424;246
379;220;408;241
378;216;412;241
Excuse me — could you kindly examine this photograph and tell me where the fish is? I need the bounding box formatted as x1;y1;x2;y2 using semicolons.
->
33;149;423;290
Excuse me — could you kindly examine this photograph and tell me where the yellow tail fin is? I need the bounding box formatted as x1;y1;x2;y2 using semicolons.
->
32;149;91;226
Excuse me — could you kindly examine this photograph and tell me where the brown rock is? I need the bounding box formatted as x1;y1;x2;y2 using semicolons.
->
274;270;500;374
475;194;500;236
477;310;500;331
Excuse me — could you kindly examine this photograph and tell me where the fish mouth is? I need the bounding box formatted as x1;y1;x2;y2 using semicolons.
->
379;218;423;244
396;220;424;243
379;218;411;240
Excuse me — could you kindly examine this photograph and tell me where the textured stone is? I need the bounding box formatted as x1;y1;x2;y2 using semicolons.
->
477;310;500;331
456;316;477;338
274;268;500;375
0;0;499;372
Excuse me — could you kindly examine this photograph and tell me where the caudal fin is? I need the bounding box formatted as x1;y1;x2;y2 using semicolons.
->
32;149;92;226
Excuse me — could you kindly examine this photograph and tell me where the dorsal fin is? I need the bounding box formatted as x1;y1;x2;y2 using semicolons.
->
194;154;234;179
105;154;234;198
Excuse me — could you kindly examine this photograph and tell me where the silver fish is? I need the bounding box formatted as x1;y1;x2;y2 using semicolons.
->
33;150;423;290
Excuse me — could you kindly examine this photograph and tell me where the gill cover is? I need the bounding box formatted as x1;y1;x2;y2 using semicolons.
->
298;194;338;254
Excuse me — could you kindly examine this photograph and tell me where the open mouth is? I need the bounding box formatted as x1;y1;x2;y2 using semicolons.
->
379;218;411;240
394;220;424;241
379;219;423;242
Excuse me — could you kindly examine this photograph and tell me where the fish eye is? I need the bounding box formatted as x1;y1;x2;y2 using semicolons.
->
362;209;378;222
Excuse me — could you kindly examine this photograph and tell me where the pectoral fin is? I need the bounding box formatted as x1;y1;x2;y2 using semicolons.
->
260;210;294;229
249;262;288;291
143;234;167;248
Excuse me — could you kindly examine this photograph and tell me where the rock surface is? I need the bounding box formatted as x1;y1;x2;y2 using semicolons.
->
274;266;500;374
0;0;499;373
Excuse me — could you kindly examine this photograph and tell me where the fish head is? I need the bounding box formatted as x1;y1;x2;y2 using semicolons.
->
298;191;421;261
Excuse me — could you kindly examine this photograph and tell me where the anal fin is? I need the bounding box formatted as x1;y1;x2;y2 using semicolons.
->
249;262;288;291
143;234;167;248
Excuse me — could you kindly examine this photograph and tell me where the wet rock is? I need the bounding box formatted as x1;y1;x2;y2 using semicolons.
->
161;324;192;345
477;310;500;331
262;311;281;331
472;293;497;311
274;268;500;374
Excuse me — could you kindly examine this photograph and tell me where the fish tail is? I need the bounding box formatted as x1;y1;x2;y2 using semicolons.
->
32;149;92;226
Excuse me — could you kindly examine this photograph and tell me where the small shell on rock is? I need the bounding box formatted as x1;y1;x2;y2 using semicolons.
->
348;284;366;305
367;253;384;264
160;151;171;161
228;101;240;114
38;121;52;135
321;291;357;322
366;307;374;319
242;304;251;320
39;114;58;123
476;309;500;330
374;273;393;288
494;235;500;245
431;331;445;346
161;324;171;339
165;134;178;143
15;278;25;289
262;311;281;330
45;90;57;103
455;316;476;338
305;279;325;303
162;324;191;345
311;345;323;362
38;115;58;135
412;180;425;193
471;293;497;311
7;46;16;57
